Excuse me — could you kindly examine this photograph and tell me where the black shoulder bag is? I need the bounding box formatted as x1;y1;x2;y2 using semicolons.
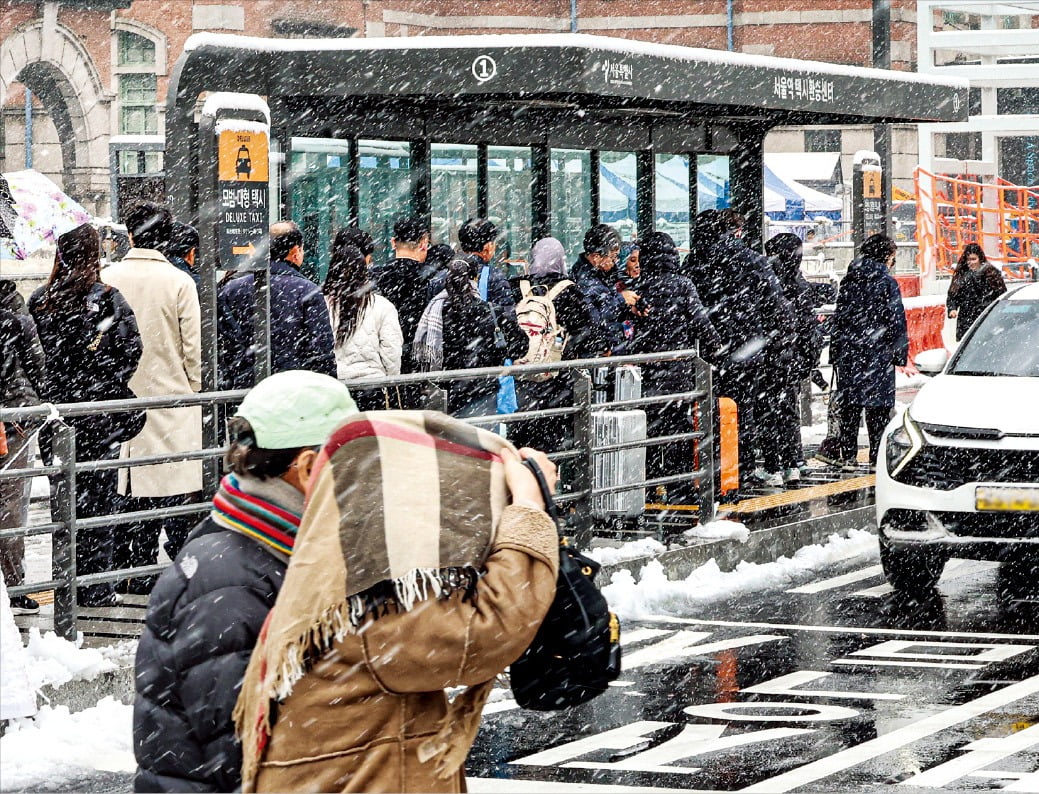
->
509;458;621;710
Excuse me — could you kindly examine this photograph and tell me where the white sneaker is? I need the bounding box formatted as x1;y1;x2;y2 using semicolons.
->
751;468;784;487
782;467;801;484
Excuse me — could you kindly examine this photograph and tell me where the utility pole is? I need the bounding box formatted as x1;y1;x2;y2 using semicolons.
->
872;0;893;237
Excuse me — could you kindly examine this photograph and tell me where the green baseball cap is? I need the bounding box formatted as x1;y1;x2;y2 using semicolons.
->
234;370;358;449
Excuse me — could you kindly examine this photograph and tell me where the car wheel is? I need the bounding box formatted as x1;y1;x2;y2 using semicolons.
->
879;539;945;595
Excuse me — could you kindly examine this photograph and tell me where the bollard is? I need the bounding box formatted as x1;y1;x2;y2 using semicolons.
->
570;369;594;547
694;359;717;525
51;421;78;640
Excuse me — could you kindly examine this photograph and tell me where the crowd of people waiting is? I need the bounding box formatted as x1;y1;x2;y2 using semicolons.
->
4;195;1008;622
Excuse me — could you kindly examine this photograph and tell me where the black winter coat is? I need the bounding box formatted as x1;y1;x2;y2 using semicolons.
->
832;256;909;407
441;297;527;412
631;253;723;393
0;281;46;425
29;282;142;459
766;252;825;381
372;256;444;372
571;254;630;354
218;260;336;388
133;518;287;793
947;263;1006;341
688;234;794;365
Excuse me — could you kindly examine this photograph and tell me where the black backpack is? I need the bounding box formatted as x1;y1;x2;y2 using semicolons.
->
509;459;621;710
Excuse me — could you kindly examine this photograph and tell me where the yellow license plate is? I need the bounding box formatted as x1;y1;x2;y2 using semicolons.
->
976;486;1039;512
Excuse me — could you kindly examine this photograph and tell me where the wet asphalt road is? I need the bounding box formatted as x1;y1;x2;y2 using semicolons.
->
466;557;1039;793
18;554;1039;793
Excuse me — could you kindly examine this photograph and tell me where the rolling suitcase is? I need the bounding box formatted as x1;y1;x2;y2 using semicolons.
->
592;409;646;519
613;365;642;402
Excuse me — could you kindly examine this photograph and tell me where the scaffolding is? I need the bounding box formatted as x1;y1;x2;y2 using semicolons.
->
915;167;1039;280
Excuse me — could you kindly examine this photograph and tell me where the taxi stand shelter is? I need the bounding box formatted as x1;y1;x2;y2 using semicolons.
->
165;33;967;394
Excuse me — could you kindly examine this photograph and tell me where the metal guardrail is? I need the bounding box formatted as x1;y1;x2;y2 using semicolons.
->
0;349;715;639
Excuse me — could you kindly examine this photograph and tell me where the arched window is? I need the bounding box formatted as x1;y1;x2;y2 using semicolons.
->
117;31;157;135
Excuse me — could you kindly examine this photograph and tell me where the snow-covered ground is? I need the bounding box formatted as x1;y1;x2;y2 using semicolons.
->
0;529;878;791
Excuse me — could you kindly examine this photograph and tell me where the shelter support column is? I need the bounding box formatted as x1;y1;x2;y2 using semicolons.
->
636;149;655;237
729;126;770;252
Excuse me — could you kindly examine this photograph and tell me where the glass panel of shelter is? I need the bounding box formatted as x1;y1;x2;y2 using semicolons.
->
358;139;413;265
598;150;638;244
487;146;532;277
283;138;731;277
430;143;478;249
289;138;351;282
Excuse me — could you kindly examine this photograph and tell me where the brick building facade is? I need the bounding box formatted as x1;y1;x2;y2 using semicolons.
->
1;0;920;217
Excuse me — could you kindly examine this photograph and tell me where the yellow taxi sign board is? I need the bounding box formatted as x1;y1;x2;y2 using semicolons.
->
218;129;269;183
863;170;882;199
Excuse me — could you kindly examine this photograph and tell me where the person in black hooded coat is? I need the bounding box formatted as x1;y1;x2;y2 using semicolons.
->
686;210;793;486
757;233;825;483
831;234;908;466
631;231;722;503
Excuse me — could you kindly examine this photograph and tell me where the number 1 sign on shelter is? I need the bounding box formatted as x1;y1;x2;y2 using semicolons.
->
218;127;269;270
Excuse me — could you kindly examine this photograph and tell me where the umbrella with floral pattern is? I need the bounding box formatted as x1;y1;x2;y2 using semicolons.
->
0;169;92;260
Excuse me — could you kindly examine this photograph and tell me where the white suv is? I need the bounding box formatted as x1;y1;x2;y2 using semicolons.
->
875;282;1039;594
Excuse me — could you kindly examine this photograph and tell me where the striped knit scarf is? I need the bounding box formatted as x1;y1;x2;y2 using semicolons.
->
210;473;303;560
234;410;511;788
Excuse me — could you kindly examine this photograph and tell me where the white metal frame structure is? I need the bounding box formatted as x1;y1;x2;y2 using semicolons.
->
917;1;1039;178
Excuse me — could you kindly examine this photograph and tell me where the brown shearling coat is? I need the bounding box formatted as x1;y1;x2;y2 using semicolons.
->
249;505;559;793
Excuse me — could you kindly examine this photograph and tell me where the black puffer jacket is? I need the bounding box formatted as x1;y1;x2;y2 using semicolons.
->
571;254;631;354
133;518;287;793
441;296;527;412
0;280;46;426
688;234;793;365
631;233;722;392
767;248;825;381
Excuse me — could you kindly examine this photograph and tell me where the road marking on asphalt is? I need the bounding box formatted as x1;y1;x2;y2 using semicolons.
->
641;616;1039;642
468;780;707;793
901;723;1039;788
851;559;1000;597
739;674;1039;792
742;670;904;701
786;564;884;594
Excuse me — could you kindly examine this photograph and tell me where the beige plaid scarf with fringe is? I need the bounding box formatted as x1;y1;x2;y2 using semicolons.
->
234;410;511;787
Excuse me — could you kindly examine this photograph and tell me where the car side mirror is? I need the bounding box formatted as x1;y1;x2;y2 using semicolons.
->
914;348;950;375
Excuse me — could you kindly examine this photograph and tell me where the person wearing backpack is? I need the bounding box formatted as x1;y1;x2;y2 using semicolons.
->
508;237;596;452
29;223;143;607
413;259;527;418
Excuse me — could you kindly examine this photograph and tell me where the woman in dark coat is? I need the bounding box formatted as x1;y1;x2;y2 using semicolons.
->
632;231;722;503
508;236;596;452
831;234;908;466
29;223;142;607
757;233;825;484
947;243;1006;341
413;259;527;417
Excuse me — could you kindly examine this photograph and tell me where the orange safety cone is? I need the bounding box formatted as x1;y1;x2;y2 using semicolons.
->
719;397;739;494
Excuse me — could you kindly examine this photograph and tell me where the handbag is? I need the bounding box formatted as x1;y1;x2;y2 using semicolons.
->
509;457;621;710
85;286;146;444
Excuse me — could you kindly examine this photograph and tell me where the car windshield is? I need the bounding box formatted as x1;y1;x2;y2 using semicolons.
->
950;299;1039;377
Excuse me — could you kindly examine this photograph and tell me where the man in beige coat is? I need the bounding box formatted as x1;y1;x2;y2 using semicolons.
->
102;201;202;593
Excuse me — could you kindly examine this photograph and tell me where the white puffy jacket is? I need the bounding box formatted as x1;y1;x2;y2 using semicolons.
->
329;293;403;380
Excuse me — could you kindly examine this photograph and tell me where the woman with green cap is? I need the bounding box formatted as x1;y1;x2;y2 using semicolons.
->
132;370;358;793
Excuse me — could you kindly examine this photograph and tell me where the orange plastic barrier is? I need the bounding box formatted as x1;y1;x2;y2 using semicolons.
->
895;274;921;298
915;167;1039;280
900;303;947;375
719;397;739;494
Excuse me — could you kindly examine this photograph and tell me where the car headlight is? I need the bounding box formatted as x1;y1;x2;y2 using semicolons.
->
885;412;924;477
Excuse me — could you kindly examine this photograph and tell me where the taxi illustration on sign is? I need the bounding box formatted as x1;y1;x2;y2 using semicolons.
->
235;145;252;179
